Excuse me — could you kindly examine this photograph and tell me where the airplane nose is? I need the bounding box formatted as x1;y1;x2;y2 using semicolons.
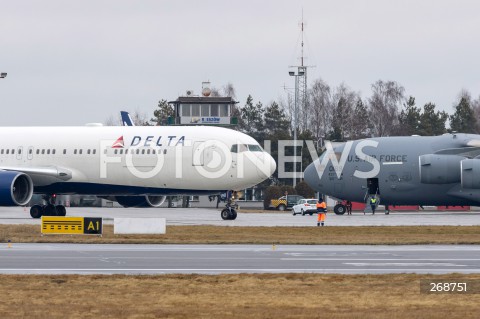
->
304;161;321;191
256;152;276;179
268;153;276;176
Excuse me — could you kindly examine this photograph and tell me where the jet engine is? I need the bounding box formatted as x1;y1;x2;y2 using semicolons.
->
419;154;464;184
461;159;480;189
0;171;34;206
115;195;167;208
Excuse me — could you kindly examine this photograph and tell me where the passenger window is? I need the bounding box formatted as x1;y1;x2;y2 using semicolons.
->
147;149;151;155
47;149;50;155
120;149;124;155
87;149;91;155
29;149;32;154
12;149;15;155
74;149;77;155
6;149;9;155
230;145;238;153
52;149;56;155
163;149;167;154
0;149;3;155
36;149;39;155
79;149;83;155
18;149;22;155
114;149;118;155
63;149;67;155
125;149;129;154
41;149;45;155
142;149;145;155
136;149;140;155
93;149;96;155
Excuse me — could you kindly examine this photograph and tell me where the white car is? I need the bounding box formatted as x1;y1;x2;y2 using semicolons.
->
292;199;318;216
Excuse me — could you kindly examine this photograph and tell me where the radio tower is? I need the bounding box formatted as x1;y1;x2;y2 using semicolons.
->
289;12;312;187
289;12;312;133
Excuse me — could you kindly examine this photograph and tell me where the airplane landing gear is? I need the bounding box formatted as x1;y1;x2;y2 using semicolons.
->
221;204;237;220
29;194;67;219
334;204;346;215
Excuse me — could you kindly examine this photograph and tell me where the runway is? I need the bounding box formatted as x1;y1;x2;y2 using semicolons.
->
1;206;480;226
1;243;480;275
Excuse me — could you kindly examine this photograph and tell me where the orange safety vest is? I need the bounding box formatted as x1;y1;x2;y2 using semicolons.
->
316;202;326;212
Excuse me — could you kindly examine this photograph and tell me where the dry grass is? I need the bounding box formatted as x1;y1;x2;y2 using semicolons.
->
2;225;480;245
0;273;479;318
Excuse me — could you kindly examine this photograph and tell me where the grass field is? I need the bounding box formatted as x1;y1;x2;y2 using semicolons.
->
2;224;480;245
0;274;479;319
2;225;480;318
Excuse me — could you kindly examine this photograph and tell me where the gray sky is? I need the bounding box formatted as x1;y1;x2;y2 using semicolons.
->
1;0;479;126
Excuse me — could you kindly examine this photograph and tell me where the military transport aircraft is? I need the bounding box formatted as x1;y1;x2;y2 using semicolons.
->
0;124;275;220
304;133;480;214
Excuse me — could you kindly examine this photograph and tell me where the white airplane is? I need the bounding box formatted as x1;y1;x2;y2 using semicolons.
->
0;125;276;220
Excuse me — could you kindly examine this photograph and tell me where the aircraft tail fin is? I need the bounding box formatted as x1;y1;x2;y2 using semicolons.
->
120;111;135;126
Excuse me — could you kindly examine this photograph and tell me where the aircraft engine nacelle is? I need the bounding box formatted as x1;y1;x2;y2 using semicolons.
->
0;171;34;206
419;154;464;184
115;195;166;208
461;159;480;189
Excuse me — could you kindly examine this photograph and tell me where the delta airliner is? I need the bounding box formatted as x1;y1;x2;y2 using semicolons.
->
0;125;276;220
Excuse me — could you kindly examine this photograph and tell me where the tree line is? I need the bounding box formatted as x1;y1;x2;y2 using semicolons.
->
114;79;480;189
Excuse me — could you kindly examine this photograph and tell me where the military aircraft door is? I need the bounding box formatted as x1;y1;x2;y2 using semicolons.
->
367;178;379;195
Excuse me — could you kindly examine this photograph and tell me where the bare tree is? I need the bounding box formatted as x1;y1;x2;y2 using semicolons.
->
222;82;237;99
472;94;480;133
330;83;359;140
368;80;405;137
104;114;120;126
309;78;332;147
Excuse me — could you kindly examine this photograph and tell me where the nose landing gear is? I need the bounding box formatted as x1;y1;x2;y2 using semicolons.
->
221;203;237;220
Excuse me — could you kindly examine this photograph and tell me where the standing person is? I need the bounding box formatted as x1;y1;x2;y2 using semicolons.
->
316;199;327;226
370;196;377;215
346;200;352;215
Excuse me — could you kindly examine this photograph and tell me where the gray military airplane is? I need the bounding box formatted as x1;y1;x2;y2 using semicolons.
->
304;133;480;214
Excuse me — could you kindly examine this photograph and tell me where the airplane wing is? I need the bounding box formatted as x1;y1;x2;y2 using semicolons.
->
434;147;480;158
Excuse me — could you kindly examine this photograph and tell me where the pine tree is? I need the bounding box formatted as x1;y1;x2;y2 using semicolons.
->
151;99;174;126
450;97;476;133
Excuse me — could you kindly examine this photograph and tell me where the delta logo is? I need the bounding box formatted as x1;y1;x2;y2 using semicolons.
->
111;135;186;148
112;136;125;148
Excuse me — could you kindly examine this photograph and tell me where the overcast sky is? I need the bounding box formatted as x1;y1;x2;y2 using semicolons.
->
1;0;479;126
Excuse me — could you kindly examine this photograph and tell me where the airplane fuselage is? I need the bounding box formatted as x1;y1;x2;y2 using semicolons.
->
304;134;480;206
0;125;275;197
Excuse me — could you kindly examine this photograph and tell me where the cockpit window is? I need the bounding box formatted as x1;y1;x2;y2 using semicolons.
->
231;144;249;153
248;144;263;152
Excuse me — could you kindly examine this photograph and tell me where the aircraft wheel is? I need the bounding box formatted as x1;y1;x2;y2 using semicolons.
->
56;205;67;216
277;204;286;211
221;208;231;220
30;205;43;219
43;204;57;216
230;209;237;220
334;204;346;215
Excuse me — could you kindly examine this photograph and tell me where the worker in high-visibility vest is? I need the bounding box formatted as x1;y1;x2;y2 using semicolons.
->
370;196;377;215
316;199;327;226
